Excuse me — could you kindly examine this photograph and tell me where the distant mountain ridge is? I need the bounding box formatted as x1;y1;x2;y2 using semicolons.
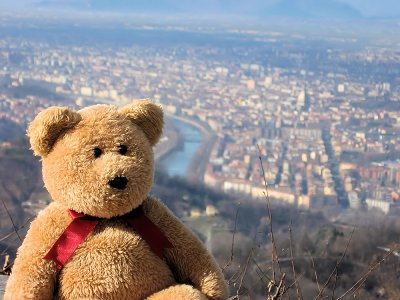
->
3;0;400;19
34;0;363;19
266;0;362;18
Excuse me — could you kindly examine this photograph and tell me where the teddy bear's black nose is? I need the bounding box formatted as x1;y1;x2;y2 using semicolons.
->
108;176;128;190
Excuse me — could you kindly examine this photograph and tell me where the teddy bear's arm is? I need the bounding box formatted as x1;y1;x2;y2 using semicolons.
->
5;203;70;300
143;197;229;300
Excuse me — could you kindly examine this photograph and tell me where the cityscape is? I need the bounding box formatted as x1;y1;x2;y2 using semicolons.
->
0;16;399;220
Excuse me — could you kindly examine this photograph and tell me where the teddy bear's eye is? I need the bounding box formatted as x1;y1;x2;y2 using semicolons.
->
118;145;128;155
93;147;102;158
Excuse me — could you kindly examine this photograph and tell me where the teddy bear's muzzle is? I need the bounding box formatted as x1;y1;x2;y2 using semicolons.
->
108;176;128;190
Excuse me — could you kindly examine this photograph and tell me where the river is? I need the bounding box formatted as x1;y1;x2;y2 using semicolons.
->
160;118;203;177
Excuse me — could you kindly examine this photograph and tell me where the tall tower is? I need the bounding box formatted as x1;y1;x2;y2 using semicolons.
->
297;87;310;112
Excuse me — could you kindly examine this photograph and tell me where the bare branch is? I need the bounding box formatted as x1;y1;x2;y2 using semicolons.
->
268;273;286;300
228;266;242;286
281;273;305;299
235;248;253;299
0;217;33;243
336;247;398;300
257;144;284;283
1;197;22;242
223;202;241;271
252;257;272;282
330;269;338;300
308;251;321;294
289;220;303;300
315;228;355;300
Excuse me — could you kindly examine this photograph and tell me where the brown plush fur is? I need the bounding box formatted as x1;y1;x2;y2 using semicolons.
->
5;100;228;300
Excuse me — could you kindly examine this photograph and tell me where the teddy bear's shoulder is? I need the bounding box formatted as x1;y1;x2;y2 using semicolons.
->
22;202;71;250
142;197;197;244
142;197;173;225
35;201;70;227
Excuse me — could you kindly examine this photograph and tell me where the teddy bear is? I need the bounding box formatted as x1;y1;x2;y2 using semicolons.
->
5;100;228;300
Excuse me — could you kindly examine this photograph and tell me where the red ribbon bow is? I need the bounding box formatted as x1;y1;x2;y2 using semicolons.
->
44;206;173;270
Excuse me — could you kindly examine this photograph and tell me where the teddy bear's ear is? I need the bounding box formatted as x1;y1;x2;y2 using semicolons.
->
120;100;164;146
27;107;81;157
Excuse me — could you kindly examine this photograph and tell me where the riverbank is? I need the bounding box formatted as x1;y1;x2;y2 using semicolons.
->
159;113;217;182
154;120;182;161
187;132;217;182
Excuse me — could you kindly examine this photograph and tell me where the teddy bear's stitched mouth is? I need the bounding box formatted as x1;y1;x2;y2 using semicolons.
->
108;176;128;190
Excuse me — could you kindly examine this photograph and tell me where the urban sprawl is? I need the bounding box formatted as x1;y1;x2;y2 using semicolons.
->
1;28;400;217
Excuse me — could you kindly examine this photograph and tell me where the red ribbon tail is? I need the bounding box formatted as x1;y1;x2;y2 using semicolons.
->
44;215;98;270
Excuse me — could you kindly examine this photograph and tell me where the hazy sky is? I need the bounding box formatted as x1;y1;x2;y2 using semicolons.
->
345;0;400;17
0;0;399;18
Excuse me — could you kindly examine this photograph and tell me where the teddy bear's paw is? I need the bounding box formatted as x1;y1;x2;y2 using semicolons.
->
146;284;209;300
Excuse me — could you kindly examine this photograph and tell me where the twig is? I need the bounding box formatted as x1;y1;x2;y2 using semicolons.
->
228;266;242;285
315;228;355;300
0;244;11;256
0;217;33;243
268;273;286;300
1;197;22;242
289;220;303;300
257;144;283;283
308;251;321;294
0;230;19;243
252;257;272;282
223;202;240;271
281;273;304;296
330;269;338;300
251;258;274;296
235;248;253;299
336;248;397;300
264;191;282;276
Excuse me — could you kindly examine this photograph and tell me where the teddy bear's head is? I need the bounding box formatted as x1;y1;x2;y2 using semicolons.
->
27;100;163;218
